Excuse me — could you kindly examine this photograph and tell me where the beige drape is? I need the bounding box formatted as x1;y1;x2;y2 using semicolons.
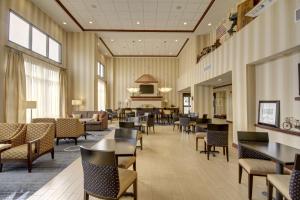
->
4;48;26;123
59;69;68;117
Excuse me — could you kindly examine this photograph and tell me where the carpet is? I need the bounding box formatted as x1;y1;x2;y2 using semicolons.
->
0;129;112;200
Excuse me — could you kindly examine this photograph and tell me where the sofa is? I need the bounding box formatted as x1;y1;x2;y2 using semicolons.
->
72;111;108;131
0;123;55;172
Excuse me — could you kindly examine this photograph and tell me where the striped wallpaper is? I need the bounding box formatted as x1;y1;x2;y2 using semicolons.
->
177;0;300;145
111;57;179;109
0;0;67;122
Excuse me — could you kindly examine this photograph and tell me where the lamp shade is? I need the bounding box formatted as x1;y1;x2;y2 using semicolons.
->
24;101;37;109
72;99;82;106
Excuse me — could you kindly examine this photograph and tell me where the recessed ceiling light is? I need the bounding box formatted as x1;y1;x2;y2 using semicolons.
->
136;21;140;25
62;22;67;25
208;23;212;26
175;39;178;42
138;39;142;42
183;22;187;25
89;21;93;24
111;39;114;42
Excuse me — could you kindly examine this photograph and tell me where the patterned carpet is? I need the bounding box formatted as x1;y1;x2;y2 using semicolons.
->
0;129;112;200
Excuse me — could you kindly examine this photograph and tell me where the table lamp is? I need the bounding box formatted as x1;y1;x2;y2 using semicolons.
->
72;99;82;111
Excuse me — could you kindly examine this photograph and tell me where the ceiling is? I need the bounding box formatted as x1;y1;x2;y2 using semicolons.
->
199;71;232;87
31;0;238;56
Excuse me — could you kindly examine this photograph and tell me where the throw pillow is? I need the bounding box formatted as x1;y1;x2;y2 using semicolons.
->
72;114;81;119
92;114;99;121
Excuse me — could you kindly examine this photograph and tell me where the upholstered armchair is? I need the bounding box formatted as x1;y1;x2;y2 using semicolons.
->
0;123;55;172
56;118;85;145
0;123;25;144
32;118;56;136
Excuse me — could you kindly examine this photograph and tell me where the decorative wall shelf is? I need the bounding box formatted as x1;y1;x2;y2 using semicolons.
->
255;124;300;137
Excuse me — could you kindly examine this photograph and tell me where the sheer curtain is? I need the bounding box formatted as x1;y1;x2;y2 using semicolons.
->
98;79;106;111
24;55;60;122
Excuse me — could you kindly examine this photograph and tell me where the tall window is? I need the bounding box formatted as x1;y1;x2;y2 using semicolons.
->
8;11;62;63
24;56;60;122
97;62;106;110
183;93;191;114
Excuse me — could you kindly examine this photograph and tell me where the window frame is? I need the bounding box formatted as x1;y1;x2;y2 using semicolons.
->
8;10;62;64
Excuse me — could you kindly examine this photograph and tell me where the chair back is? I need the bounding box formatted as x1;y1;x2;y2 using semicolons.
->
26;123;54;142
56;118;82;137
207;130;228;146
0;123;24;141
147;114;155;126
80;147;120;199
207;124;228;131
289;154;300;200
172;113;179;122
179;117;190;126
163;110;171;115
128;117;140;123
202;114;208;119
119;121;135;129
115;128;138;140
237;131;269;143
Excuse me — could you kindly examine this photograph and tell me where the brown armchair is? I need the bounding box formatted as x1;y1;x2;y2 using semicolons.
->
32;118;56;136
0;123;55;172
56;118;85;145
0;123;25;144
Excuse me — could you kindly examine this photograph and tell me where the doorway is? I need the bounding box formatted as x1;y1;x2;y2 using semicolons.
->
182;93;191;114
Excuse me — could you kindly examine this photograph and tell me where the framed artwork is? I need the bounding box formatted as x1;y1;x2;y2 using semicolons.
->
258;101;280;128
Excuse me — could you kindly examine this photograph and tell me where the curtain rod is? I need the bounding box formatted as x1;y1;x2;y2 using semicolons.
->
5;45;66;70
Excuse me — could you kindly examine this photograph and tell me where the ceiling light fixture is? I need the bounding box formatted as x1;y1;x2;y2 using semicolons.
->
136;21;140;25
62;22;67;25
183;22;187;25
111;39;114;42
175;39;178;42
159;80;172;93
138;39;142;42
208;23;212;26
89;21;93;24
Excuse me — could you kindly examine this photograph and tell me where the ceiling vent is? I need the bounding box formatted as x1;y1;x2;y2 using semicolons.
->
246;0;277;18
296;8;300;22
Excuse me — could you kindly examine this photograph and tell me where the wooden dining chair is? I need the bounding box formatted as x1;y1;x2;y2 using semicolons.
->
237;131;284;200
114;128;137;171
267;154;300;200
80;147;137;200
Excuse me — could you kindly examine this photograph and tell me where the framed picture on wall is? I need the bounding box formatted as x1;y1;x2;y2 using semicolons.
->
258;101;280;128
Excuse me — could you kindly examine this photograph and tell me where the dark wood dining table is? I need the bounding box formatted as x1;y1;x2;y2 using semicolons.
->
240;142;300;200
92;138;137;164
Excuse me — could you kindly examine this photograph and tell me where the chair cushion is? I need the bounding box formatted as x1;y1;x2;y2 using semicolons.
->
239;159;277;175
2;144;35;159
196;132;207;139
267;174;291;200
118;157;136;169
117;168;137;198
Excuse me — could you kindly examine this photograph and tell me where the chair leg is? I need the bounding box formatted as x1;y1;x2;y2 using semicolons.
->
207;145;211;160
56;138;59;145
133;179;137;200
196;138;199;151
223;147;225;155
238;164;243;184
84;191;89;200
267;181;273;200
147;127;148;135
74;138;78;145
133;161;136;171
51;149;54;159
28;159;32;173
0;163;3;172
140;138;143;150
153;126;155;133
226;147;229;162
248;174;253;200
204;141;207;153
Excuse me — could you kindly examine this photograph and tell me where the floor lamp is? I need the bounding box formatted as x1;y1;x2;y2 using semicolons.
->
72;100;82;111
24;101;37;122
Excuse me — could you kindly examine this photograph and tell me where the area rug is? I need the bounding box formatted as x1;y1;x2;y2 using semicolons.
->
0;129;113;200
